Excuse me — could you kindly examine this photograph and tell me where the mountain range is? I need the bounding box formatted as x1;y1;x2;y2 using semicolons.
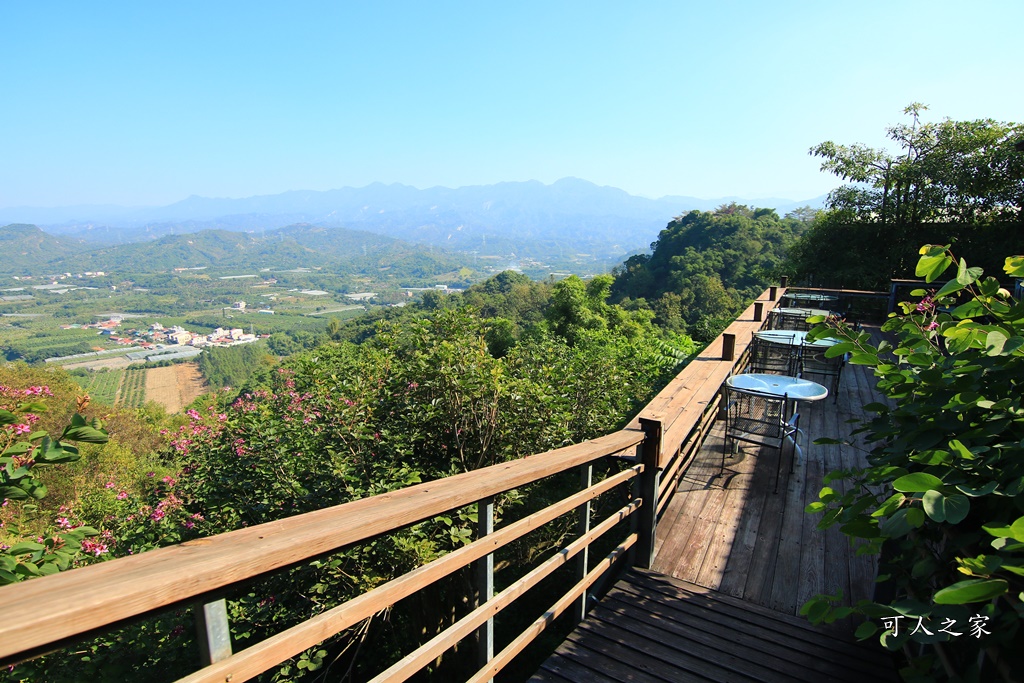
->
0;178;825;261
0;223;462;278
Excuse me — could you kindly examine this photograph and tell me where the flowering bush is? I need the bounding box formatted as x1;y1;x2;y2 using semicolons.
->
0;388;108;584
803;246;1024;681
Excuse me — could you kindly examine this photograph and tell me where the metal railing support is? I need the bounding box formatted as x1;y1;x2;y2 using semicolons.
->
476;496;495;677
196;598;232;665
574;463;594;622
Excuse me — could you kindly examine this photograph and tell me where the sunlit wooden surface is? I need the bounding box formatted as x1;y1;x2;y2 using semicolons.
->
650;328;887;620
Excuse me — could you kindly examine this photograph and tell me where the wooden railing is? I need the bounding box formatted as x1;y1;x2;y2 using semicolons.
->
0;287;783;682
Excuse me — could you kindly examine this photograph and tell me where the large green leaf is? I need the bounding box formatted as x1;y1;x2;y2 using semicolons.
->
985;330;1009;356
60;425;109;444
879;508;922;537
916;246;953;283
893;472;943;492
1005;255;1024;277
955;258;984;286
933;579;1007;604
922;491;969;524
936;279;964;298
922;490;945;522
5;541;44;555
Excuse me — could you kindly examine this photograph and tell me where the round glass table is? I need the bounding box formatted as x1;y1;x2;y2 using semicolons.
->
784;293;839;304
754;330;839;348
772;306;833;318
725;373;829;401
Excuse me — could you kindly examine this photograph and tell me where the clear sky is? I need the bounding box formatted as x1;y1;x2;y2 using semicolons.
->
2;1;1021;208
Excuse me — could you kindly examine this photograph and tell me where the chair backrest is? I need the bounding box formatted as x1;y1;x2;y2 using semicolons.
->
724;386;790;442
800;343;843;376
748;335;798;376
774;311;813;332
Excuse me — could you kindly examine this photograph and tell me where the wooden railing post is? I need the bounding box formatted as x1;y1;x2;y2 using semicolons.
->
476;496;495;676
574;463;593;622
634;418;662;569
780;276;789;288
196;598;232;665
769;286;778;301
722;333;736;362
753;302;764;322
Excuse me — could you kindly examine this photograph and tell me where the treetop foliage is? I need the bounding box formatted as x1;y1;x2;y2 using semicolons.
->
610;204;806;338
787;105;1024;289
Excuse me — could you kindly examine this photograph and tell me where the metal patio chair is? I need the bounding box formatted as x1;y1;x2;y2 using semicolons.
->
722;384;802;493
747;333;799;376
799;342;844;403
771;310;814;332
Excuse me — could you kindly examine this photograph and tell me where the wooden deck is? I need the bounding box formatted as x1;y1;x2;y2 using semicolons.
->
530;569;898;683
532;328;899;681
650;335;886;620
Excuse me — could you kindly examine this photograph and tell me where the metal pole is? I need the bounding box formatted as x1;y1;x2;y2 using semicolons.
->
574;463;593;622
196;598;232;665
476;497;495;676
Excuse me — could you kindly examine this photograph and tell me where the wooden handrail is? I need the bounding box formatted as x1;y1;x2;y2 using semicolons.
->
0;429;642;665
0;285;787;682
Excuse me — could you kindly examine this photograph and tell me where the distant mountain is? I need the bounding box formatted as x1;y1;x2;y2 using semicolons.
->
0;180;825;260
0;223;463;277
0;223;86;267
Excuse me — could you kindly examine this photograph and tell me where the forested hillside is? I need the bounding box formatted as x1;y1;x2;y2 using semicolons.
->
610;204;808;338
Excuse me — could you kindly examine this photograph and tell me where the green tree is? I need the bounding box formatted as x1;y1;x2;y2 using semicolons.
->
611;206;805;338
787;105;1024;289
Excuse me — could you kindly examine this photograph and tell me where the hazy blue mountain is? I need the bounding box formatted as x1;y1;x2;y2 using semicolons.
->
0;179;826;259
0;223;463;277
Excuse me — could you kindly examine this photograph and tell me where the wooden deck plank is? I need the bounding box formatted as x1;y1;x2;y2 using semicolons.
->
739;451;786;604
650;472;721;578
535;570;899;682
608;581;885;675
664;487;727;584
596;593;837;683
650;326;888;620
577;609;766;683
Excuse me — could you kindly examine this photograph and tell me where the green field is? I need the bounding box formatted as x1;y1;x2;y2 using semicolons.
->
119;367;148;408
72;366;148;408
73;369;124;407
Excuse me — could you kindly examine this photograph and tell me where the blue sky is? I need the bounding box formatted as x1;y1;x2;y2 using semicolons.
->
2;1;1021;208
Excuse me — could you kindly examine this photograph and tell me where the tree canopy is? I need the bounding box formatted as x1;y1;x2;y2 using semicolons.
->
611;204;806;338
786;105;1024;289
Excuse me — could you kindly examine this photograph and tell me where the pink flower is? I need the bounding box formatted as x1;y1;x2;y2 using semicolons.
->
56;517;73;530
146;471;155;477
104;481;115;489
926;321;939;331
11;423;31;436
116;491;129;500
80;539;108;557
150;508;165;522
